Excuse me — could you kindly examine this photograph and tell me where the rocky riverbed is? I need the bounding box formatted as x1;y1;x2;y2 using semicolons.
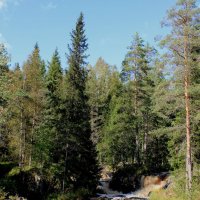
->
91;172;170;200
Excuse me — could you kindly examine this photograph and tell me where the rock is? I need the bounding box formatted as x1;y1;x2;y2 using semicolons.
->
94;172;170;200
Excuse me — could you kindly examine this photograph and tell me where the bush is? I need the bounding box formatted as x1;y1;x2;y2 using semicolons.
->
0;187;7;200
0;187;22;200
48;188;91;200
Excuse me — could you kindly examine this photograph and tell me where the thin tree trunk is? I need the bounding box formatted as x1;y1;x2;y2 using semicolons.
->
143;114;148;155
62;144;68;193
19;76;26;168
144;124;147;153
19;105;26;168
29;108;36;167
19;106;23;168
185;72;192;191
134;77;140;164
184;27;192;191
23;114;26;166
135;133;139;164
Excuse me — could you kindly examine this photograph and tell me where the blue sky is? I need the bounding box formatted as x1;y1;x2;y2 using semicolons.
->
0;0;198;70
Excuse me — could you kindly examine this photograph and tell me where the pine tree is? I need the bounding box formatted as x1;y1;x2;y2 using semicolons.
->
86;57;120;145
121;33;155;164
161;0;200;191
63;13;99;193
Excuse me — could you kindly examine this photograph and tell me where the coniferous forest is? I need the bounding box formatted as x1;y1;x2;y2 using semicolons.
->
0;0;200;199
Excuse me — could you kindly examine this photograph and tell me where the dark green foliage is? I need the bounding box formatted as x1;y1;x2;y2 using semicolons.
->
0;162;17;179
98;84;135;167
121;33;156;165
48;188;91;200
34;49;63;176
193;126;200;165
0;163;52;200
109;164;145;193
145;134;171;173
62;13;99;193
86;58;120;145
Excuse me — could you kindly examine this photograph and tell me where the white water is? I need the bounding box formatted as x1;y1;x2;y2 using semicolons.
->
96;173;170;199
97;180;149;199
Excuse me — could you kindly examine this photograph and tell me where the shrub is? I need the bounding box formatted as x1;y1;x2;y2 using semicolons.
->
0;187;7;200
48;188;91;200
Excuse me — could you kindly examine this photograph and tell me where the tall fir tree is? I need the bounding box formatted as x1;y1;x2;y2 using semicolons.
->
63;13;99;193
33;49;64;193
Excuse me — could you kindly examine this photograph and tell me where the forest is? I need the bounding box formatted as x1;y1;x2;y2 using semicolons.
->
0;0;200;199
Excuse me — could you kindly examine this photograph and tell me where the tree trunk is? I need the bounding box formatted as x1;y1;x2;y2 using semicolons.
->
134;79;139;164
143;114;148;155
29;108;36;167
184;29;192;191
19;76;26;168
19;105;26;168
62;144;68;193
19;107;23;168
185;74;192;191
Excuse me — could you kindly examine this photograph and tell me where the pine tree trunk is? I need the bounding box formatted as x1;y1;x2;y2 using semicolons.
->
184;30;192;192
185;74;192;191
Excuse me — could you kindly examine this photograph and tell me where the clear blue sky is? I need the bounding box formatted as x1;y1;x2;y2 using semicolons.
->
0;0;199;70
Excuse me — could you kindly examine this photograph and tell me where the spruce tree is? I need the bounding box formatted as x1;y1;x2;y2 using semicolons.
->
34;49;63;169
63;13;99;193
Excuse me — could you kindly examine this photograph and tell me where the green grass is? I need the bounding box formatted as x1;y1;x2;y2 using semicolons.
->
150;170;200;200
